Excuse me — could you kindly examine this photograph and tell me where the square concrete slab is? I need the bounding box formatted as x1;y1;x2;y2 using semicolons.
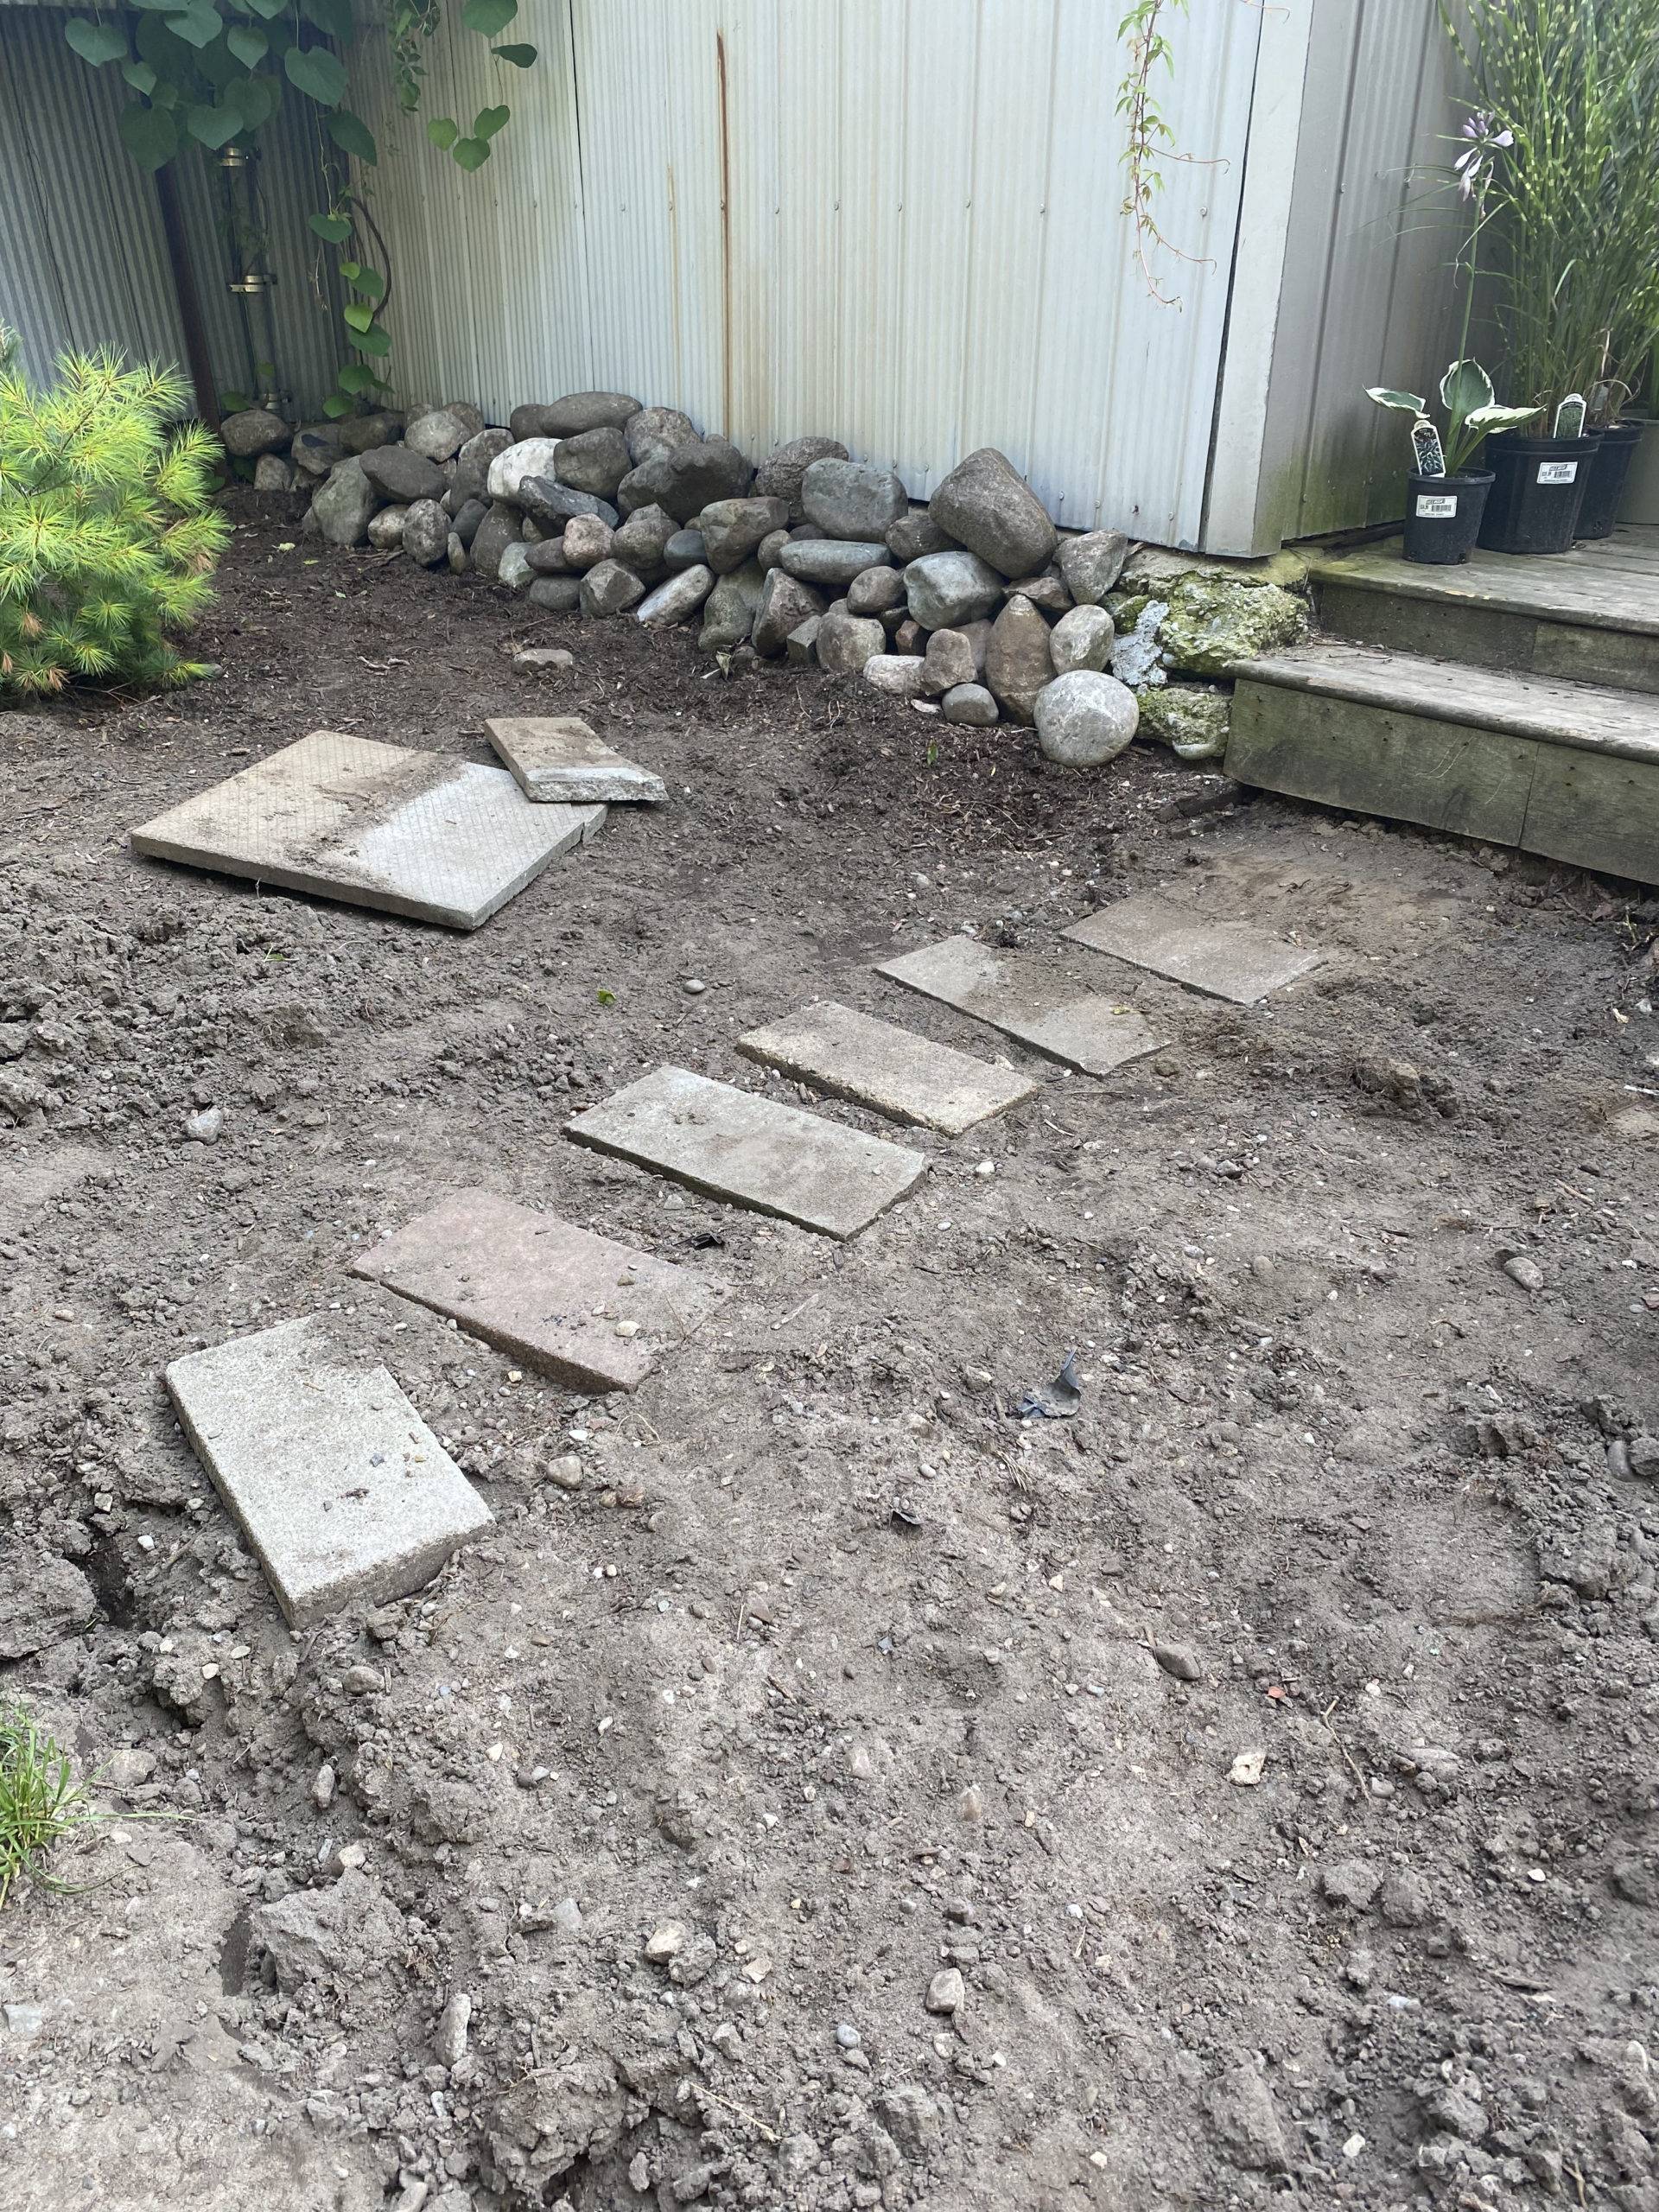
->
737;1001;1039;1135
350;1189;720;1392
130;729;604;931
1063;895;1322;1004
164;1317;491;1628
876;936;1162;1076
486;715;667;804
566;1065;927;1238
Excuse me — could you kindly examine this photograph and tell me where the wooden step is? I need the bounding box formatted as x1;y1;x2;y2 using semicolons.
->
1225;642;1659;886
1309;527;1659;696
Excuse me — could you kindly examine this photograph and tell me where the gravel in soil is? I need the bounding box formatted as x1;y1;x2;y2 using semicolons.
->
2;497;1658;2212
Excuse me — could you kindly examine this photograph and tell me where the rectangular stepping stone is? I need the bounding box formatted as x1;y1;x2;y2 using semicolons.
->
737;1001;1039;1135
164;1316;492;1627
1063;894;1321;1004
876;936;1162;1077
486;715;667;804
350;1188;719;1392
130;729;604;931
566;1065;926;1239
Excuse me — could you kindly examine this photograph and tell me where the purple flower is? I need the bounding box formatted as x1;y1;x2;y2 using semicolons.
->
1455;110;1513;199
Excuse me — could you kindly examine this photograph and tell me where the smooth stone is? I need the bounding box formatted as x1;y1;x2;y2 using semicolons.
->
351;1191;714;1391
611;503;677;580
1033;669;1138;766
164;1317;490;1627
753;571;826;656
452;428;513;501
515;391;640;438
1063;895;1323;1005
310;458;380;547
488;439;563;501
878;936;1163;1076
985;595;1055;723
941;682;999;727
1058;530;1130;605
567;1065;927;1240
253;454;294;493
816;603;887;676
449;495;488;548
1002;569;1071;613
404;405;477;463
663;528;708;573
525;537;574;576
468;502;520;580
905;549;1003;630
339;410;404;454
402;498;449;567
360;445;446;503
497;541;532;592
486;714;665;804
561;515;614;569
623;437;754;524
636;563;715;626
698;559;766;650
131;728;603;930
517;476;620;531
528;576;582;613
846;565;906;616
555;425;630;499
757;528;791;571
862;654;931;699
887;507;958;562
580;559;647;618
924;628;976;690
219;406;289;458
739;1001;1038;1135
447;533;467;574
625;405;699;467
512;645;575;672
931;446;1058;577
801;458;908;542
753;435;849;523
291;425;346;476
1050;603;1115;674
698;495;789;574
365;505;409;551
779;538;889;588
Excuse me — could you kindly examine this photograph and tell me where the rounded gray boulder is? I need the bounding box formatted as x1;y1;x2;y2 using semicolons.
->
1034;670;1139;766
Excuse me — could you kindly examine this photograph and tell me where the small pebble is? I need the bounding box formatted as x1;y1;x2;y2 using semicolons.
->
682;977;707;995
1503;1255;1544;1293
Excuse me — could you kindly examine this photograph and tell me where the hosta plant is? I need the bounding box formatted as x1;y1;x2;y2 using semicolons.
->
0;341;229;697
1367;359;1541;475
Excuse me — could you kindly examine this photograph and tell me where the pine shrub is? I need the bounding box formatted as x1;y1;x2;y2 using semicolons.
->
0;336;230;696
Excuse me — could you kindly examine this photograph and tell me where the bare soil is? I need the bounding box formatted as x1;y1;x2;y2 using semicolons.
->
3;495;1658;2212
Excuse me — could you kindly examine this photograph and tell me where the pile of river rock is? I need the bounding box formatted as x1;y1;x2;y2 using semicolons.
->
222;391;1311;768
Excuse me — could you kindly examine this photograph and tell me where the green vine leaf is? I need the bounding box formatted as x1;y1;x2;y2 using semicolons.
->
118;100;179;168
322;393;352;419
352;324;391;358
342;301;376;334
327;108;377;162
337;363;377;394
302;0;353;36
338;258;360;280
226;23;267;68
187;99;243;146
425;115;457;149
284;42;346;105
474;104;508;139
451;135;489;170
308;211;353;243
492;42;536;66
121;58;158;92
350;265;385;301
166;7;223;50
461;0;517;35
227;71;280;127
64;20;129;67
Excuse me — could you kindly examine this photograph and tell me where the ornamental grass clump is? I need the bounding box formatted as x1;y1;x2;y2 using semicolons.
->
0;337;229;696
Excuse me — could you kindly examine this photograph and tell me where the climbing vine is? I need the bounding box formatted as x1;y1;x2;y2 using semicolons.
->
60;0;536;419
1116;0;1232;310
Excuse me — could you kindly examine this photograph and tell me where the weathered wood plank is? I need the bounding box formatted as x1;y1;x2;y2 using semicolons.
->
1520;747;1659;883
1309;536;1659;635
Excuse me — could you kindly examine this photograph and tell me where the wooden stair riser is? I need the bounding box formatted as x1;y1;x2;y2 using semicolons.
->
1317;580;1659;698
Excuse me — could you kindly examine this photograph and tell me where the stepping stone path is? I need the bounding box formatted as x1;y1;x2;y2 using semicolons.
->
1063;893;1322;1005
738;1001;1038;1135
165;1317;491;1626
130;729;603;931
877;936;1163;1076
566;1065;926;1238
486;715;666;804
350;1189;720;1392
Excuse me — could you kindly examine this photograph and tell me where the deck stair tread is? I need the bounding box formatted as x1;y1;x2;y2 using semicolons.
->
1241;642;1659;764
1307;527;1659;637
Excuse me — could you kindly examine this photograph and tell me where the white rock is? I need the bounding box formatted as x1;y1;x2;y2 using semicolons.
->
1034;670;1138;766
486;437;562;503
1228;1748;1266;1787
433;1990;472;2068
636;563;715;626
1049;603;1115;676
862;654;931;700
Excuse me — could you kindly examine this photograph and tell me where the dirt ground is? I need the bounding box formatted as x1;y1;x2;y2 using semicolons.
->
3;493;1658;2212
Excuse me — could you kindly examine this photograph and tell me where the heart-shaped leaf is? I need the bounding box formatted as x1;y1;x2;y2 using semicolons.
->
227;70;280;126
1365;387;1427;414
322;393;352;418
122;59;158;92
338;258;359;280
425;115;457;149
341;301;376;334
451;134;490;169
1440;358;1495;424
118;99;179;168
65;20;130;67
461;0;516;34
474;104;508;138
166;8;222;50
302;0;353;36
187;98;243;145
492;41;536;65
352;324;391;358
350;264;385;302
284;42;346;105
226;22;266;67
337;363;376;394
327;107;377;161
308;211;353;244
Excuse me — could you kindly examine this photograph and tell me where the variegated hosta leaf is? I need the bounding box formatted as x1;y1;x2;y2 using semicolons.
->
1366;387;1426;413
1440;359;1496;421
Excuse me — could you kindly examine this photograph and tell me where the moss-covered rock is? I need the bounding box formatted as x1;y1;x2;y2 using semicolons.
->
1155;573;1308;677
1118;546;1311;595
1138;682;1231;762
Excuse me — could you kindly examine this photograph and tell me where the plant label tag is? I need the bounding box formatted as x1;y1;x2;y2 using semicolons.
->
1537;461;1579;485
1414;494;1459;519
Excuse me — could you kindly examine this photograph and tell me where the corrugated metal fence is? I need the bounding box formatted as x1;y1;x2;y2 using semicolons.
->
355;0;1264;548
0;3;341;415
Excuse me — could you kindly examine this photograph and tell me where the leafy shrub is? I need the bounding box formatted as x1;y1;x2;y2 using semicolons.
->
0;338;229;696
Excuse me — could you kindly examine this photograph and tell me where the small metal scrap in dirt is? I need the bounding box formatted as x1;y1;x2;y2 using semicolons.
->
1015;1352;1084;1419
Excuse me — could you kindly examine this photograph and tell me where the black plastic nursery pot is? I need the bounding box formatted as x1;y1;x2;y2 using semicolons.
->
1477;429;1601;555
1573;419;1643;540
1402;468;1492;564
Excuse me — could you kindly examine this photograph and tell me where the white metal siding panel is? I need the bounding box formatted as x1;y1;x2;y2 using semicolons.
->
355;0;1264;543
